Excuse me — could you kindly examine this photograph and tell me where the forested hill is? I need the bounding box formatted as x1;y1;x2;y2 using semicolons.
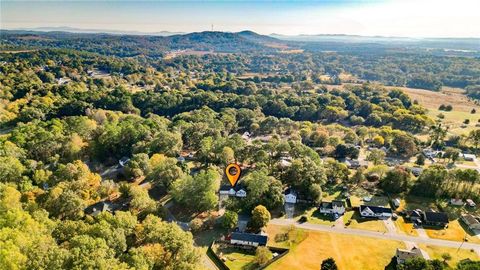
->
0;30;289;57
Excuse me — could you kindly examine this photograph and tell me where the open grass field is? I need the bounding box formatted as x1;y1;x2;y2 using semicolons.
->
343;211;387;232
266;225;404;270
386;86;480;136
337;83;480;136
425;219;480;244
419;244;480;267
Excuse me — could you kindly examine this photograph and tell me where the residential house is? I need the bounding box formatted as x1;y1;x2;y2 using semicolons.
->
230;232;268;247
319;200;346;217
392;198;401;209
118;157;130;167
345;159;368;169
462;153;476;161
219;185;247;200
359;205;392;219
278;158;292;168
406;209;424;223
450;198;464;206
466;199;476;207
396;247;429;264
84;201;112;216
284;188;297;204
461;214;480;231
410;167;423;177
423;211;449;227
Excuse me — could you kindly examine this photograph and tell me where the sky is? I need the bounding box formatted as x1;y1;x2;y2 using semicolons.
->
1;0;479;38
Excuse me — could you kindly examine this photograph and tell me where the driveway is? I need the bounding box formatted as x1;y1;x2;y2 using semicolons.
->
284;203;295;219
383;218;396;234
416;227;429;239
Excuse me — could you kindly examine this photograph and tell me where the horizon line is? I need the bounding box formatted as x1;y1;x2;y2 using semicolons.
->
2;27;480;40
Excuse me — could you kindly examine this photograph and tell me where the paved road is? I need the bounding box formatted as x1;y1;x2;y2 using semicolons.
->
270;218;480;252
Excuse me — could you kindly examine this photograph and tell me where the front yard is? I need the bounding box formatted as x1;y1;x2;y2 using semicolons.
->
343;211;387;233
394;216;419;236
419;244;480;267
424;219;480;244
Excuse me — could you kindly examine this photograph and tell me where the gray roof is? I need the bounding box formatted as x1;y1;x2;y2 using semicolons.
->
84;201;112;216
231;232;268;245
360;205;392;214
320;200;345;209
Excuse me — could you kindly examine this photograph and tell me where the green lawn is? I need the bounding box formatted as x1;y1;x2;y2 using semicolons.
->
221;248;257;270
306;208;336;225
343;211;387;232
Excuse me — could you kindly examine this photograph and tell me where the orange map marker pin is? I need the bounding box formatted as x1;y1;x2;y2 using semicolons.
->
226;163;241;187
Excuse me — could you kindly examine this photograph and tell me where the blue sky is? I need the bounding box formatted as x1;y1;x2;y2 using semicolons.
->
1;0;479;37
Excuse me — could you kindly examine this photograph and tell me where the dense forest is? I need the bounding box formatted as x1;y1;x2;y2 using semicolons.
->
2;30;480;90
1;31;480;270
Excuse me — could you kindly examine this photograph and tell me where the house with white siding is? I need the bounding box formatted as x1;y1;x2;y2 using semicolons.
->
230;232;268;247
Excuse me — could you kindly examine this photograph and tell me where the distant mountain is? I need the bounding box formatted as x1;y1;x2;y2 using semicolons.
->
6;26;184;36
0;30;287;57
270;33;480;54
238;30;283;44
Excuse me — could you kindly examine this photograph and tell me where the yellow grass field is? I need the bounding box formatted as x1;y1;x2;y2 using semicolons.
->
266;225;404;270
419;244;480;267
394;216;419;237
385;86;480;136
425;220;480;244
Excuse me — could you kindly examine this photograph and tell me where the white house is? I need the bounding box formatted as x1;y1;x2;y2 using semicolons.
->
462;153;476;161
450;198;464;206
219;185;247;199
319;200;346;216
359;205;392;219
230;232;268;247
284;188;297;204
466;199;476;207
236;189;247;198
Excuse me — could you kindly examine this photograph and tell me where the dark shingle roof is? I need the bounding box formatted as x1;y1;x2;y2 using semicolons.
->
360;205;392;214
220;184;245;192
320;200;345;209
231;232;268;245
424;211;449;223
